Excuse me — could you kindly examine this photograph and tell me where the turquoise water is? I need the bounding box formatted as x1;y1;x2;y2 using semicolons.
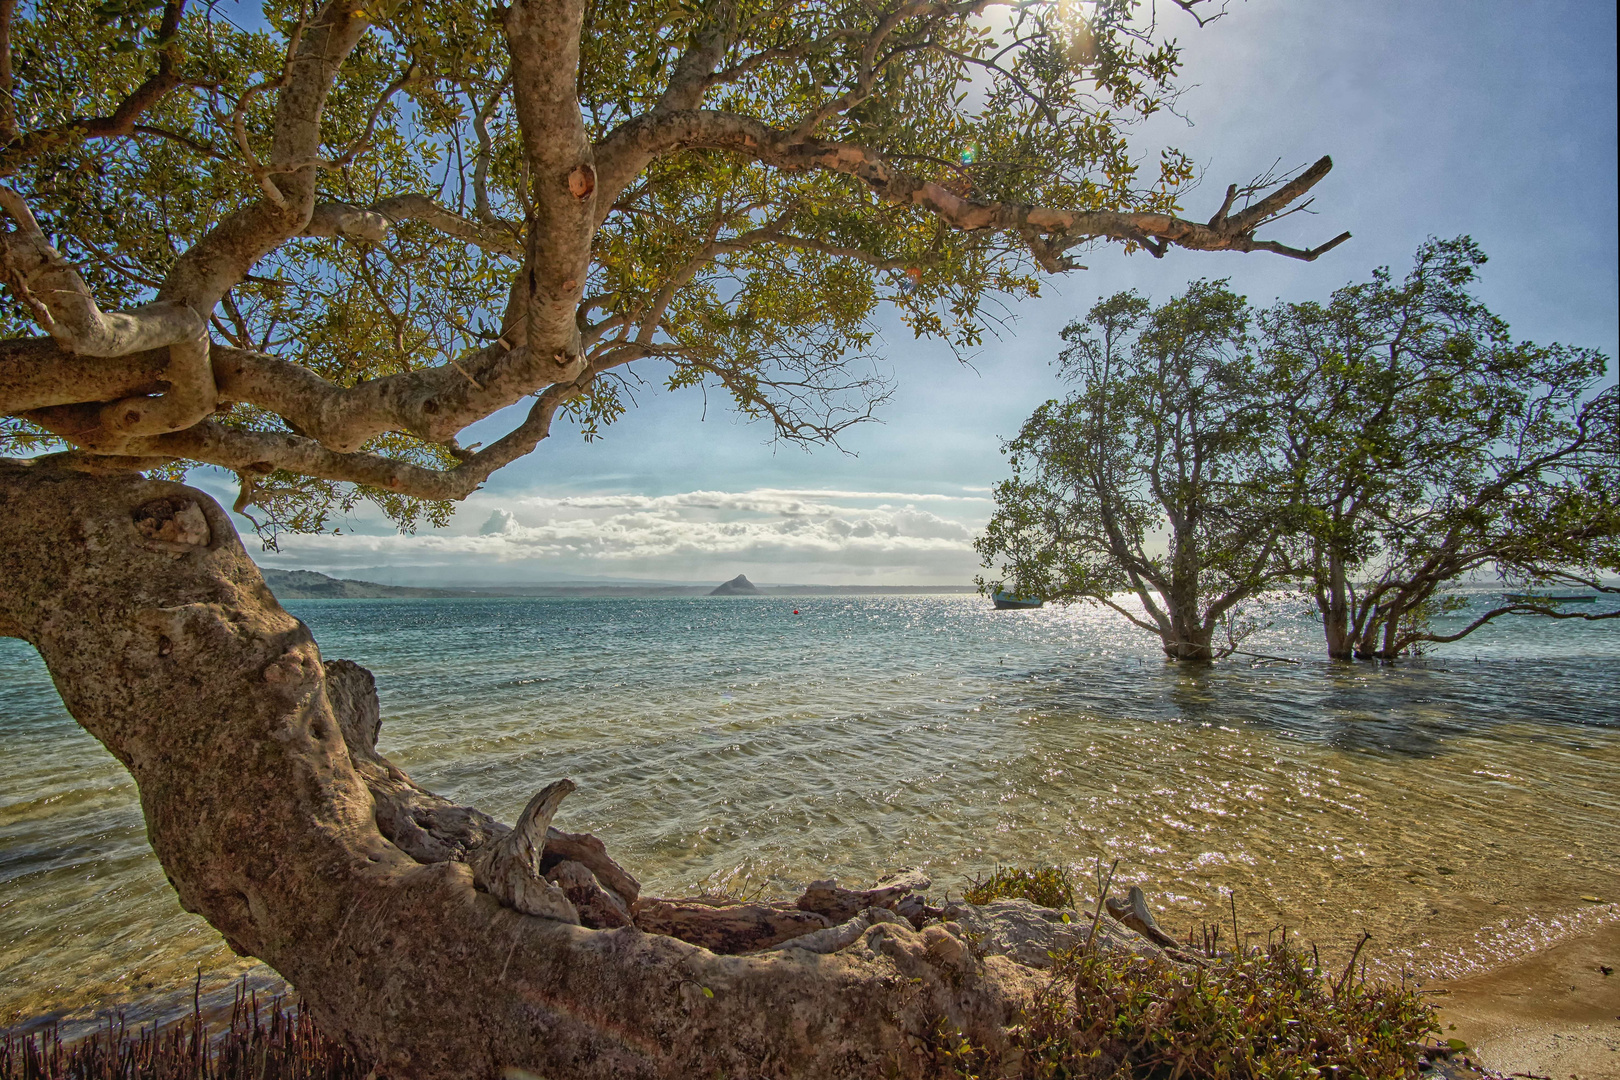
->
2;591;1618;1032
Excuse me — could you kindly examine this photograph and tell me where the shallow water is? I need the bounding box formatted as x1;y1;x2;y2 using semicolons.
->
2;591;1617;1033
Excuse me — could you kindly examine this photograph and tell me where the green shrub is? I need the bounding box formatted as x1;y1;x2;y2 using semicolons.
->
945;864;1439;1079
964;938;1437;1079
963;865;1078;910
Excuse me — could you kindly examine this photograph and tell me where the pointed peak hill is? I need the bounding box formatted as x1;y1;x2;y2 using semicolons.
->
709;574;761;596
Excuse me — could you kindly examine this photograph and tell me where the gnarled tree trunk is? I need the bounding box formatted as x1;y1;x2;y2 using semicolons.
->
0;459;1046;1079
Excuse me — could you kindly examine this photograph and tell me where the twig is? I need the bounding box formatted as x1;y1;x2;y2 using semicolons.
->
1084;857;1120;956
1333;931;1372;999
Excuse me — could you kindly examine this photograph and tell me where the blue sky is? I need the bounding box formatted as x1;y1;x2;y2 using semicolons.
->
241;0;1619;586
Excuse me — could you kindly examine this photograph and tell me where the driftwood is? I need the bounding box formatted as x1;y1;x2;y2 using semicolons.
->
327;659;641;912
770;905;911;955
548;859;633;928
795;868;931;923
327;660;509;863
629;898;832;953
541;827;641;905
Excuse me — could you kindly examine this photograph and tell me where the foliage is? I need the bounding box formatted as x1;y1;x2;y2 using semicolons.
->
1261;237;1620;659
0;0;1216;539
963;864;1078;909
979;239;1619;662
991;939;1438;1080
975;281;1301;661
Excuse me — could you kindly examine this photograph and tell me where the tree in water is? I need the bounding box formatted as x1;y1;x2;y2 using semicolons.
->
976;282;1303;662
1262;238;1620;661
0;0;1351;1073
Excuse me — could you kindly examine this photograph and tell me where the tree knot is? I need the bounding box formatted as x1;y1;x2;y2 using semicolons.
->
567;164;595;200
132;496;211;556
264;648;315;686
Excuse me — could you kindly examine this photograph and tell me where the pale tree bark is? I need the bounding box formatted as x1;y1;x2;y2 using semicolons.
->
1318;572;1355;661
0;458;1063;1079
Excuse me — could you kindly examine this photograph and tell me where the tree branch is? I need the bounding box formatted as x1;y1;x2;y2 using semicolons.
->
504;0;596;383
0;0;18;144
0;193;212;447
158;0;371;312
303;195;522;257
0;0;188;177
121;372;591;500
595;112;1347;271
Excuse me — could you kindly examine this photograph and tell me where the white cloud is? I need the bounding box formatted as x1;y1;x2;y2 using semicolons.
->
479;508;516;535
255;486;992;585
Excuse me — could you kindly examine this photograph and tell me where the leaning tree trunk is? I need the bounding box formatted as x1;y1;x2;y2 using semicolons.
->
0;459;1043;1079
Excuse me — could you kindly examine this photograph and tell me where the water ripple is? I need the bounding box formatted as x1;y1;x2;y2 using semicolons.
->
2;591;1616;1032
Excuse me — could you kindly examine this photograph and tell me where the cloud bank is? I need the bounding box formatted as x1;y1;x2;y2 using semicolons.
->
254;487;991;586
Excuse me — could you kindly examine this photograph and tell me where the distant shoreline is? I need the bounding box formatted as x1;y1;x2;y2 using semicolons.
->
260;568;981;601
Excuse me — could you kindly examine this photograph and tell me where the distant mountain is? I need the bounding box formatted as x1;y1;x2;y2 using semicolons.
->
258;567;981;600
260;569;473;599
709;574;761;596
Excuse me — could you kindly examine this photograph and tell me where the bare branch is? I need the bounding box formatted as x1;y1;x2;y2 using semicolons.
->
788;0;939;141
1168;0;1229;30
159;0;372;312
0;193;212;446
654;0;738;113
224;15;308;208
465;77;510;224
48;364;607;501
303;195;522;257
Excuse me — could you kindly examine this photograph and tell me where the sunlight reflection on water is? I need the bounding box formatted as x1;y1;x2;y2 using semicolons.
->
2;591;1616;1032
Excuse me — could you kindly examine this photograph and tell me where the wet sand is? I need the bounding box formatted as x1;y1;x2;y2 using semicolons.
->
1434;912;1620;1080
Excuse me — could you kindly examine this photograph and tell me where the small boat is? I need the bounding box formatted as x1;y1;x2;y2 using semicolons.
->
1503;592;1599;604
992;590;1044;610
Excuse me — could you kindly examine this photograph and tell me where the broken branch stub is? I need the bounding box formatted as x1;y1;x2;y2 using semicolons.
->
1104;884;1183;952
472;779;581;923
132;496;211;556
541;826;640;905
547;859;632;928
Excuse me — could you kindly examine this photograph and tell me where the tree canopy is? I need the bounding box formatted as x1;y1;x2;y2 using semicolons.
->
1263;238;1619;659
975;281;1301;660
979;240;1619;661
0;0;1348;541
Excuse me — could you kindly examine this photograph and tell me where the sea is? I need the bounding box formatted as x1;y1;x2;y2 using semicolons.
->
2;589;1617;1034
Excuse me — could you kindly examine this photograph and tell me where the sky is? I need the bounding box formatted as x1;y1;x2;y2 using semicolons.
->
236;0;1620;587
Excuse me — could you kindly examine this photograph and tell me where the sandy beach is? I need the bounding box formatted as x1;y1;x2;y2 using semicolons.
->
1436;913;1620;1079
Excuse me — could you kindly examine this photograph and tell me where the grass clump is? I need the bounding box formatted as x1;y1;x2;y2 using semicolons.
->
963;865;1078;910
946;862;1440;1079
1;984;366;1080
